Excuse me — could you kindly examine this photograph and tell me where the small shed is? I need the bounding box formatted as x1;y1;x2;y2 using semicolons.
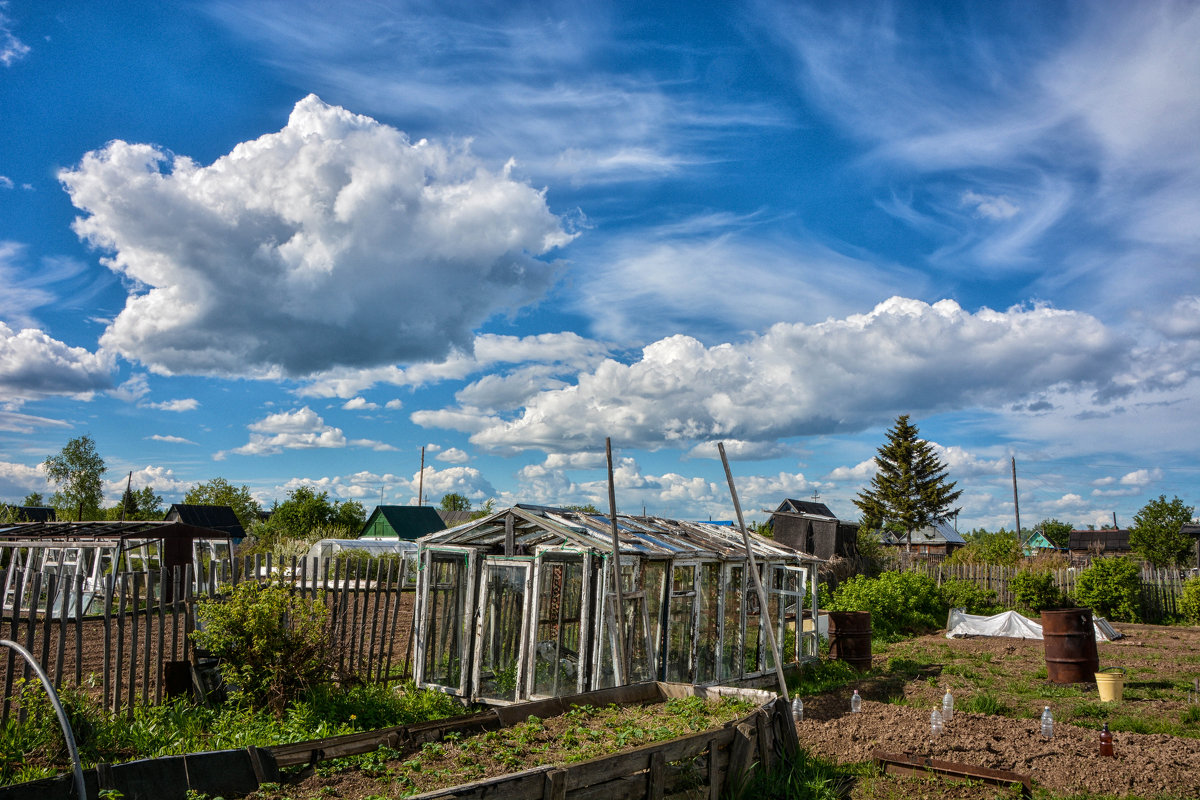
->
165;504;245;540
360;505;448;540
768;498;859;560
1022;530;1060;556
413;505;822;705
2;506;56;523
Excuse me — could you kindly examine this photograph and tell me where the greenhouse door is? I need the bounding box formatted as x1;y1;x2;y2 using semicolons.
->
416;548;476;696
473;558;533;703
529;553;590;698
664;561;698;683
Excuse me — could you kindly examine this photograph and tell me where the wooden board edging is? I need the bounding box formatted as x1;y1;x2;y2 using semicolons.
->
872;750;1032;798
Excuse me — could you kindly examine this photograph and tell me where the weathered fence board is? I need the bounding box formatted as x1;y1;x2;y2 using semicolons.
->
0;557;418;721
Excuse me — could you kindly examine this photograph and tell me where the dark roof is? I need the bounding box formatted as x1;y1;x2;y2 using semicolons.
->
4;505;56;523
362;505;448;540
436;509;475;527
165;504;246;538
1068;529;1131;552
1182;523;1200;539
775;498;835;518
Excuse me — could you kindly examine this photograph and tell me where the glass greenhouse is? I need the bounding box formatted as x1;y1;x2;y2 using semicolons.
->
413;505;822;704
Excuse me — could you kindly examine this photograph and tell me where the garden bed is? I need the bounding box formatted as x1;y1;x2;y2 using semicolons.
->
795;624;1200;798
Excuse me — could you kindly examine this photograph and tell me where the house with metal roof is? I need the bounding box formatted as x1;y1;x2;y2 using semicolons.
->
413;505;822;704
879;519;966;557
360;505;448;540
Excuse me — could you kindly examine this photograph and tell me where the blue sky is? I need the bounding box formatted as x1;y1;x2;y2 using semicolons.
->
1;0;1197;529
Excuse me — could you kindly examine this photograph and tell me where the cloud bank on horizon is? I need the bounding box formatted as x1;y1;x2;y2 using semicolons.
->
0;1;1196;531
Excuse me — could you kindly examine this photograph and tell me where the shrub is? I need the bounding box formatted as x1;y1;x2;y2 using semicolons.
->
827;571;946;639
939;579;1000;615
946;530;1022;567
194;578;333;713
1180;576;1200;624
1074;557;1142;623
1010;570;1065;612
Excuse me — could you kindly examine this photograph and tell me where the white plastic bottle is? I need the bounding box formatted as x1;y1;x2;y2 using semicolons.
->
930;707;944;736
942;689;954;723
1041;706;1053;739
851;689;862;713
792;696;804;723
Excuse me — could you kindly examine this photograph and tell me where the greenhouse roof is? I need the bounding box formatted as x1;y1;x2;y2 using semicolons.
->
0;520;235;543
417;505;822;562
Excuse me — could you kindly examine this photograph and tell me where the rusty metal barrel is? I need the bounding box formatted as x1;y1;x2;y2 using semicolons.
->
1041;608;1098;683
827;611;872;672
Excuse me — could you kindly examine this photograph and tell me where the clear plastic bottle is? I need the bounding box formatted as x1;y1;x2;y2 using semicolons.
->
930;707;944;736
851;689;862;713
1041;706;1053;739
942;689;954;723
792;696;804;723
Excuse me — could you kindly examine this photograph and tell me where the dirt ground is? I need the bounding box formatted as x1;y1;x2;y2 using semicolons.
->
797;623;1200;798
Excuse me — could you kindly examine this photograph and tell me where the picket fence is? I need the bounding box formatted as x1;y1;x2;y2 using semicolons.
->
899;560;1192;623
0;555;416;722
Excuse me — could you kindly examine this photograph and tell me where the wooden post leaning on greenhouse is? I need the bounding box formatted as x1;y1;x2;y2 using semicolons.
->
718;442;790;702
605;437;628;685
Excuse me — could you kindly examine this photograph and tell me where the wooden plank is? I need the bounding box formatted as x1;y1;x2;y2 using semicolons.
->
114;574;127;714
130;572;141;717
647;751;664;800
561;726;734;792
40;574;54;675
74;574;84;686
143;571;153;706
22;572;41;694
54;572;69;688
872;750;1031;798
727;721;756;785
157;568;167;704
102;574;114;711
368;559;384;678
543;767;567;800
2;569;25;721
375;560;395;682
403;765;551;800
705;738;719;800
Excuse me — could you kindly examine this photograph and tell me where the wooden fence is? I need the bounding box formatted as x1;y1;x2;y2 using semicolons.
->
899;560;1193;623
0;555;416;722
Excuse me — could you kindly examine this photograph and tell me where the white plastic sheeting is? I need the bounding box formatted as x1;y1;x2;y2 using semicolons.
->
945;609;1121;641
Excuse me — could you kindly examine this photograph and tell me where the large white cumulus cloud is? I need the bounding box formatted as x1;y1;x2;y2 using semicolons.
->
417;297;1124;453
60;95;574;377
0;322;114;404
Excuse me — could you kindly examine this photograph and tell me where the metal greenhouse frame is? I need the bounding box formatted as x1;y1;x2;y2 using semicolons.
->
413;505;822;704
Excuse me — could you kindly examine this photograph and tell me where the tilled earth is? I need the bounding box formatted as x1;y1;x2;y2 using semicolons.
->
798;623;1200;798
797;697;1200;798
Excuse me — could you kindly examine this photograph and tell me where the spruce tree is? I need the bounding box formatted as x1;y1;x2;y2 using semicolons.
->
854;415;962;552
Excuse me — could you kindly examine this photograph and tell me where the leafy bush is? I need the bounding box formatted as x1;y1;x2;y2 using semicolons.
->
827;571;947;639
1074;557;1142;623
1180;576;1200;624
194;578;333;712
939;579;1000;615
946;529;1022;567
1010;570;1065;612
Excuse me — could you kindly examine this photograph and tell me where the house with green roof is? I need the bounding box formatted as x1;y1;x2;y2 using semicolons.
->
360;505;448;540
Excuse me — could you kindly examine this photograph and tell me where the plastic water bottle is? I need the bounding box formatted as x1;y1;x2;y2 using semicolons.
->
851;689;862;713
930;708;944;736
1041;706;1053;739
792;696;804;723
942;689;954;723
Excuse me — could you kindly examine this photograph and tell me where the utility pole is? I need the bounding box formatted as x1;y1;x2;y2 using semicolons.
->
417;446;425;507
1011;457;1021;536
119;471;132;521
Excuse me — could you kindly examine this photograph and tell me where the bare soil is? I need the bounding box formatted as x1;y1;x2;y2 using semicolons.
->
799;623;1200;798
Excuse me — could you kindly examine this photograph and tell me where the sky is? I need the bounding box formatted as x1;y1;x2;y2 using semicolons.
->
1;0;1197;530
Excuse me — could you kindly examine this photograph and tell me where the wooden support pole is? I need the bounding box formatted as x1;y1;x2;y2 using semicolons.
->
719;442;789;702
606;437;628;685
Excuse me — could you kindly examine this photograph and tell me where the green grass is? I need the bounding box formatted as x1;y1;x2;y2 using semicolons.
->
958;690;1009;716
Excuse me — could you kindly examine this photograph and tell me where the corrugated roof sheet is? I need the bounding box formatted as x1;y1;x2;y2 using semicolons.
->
419;506;821;562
